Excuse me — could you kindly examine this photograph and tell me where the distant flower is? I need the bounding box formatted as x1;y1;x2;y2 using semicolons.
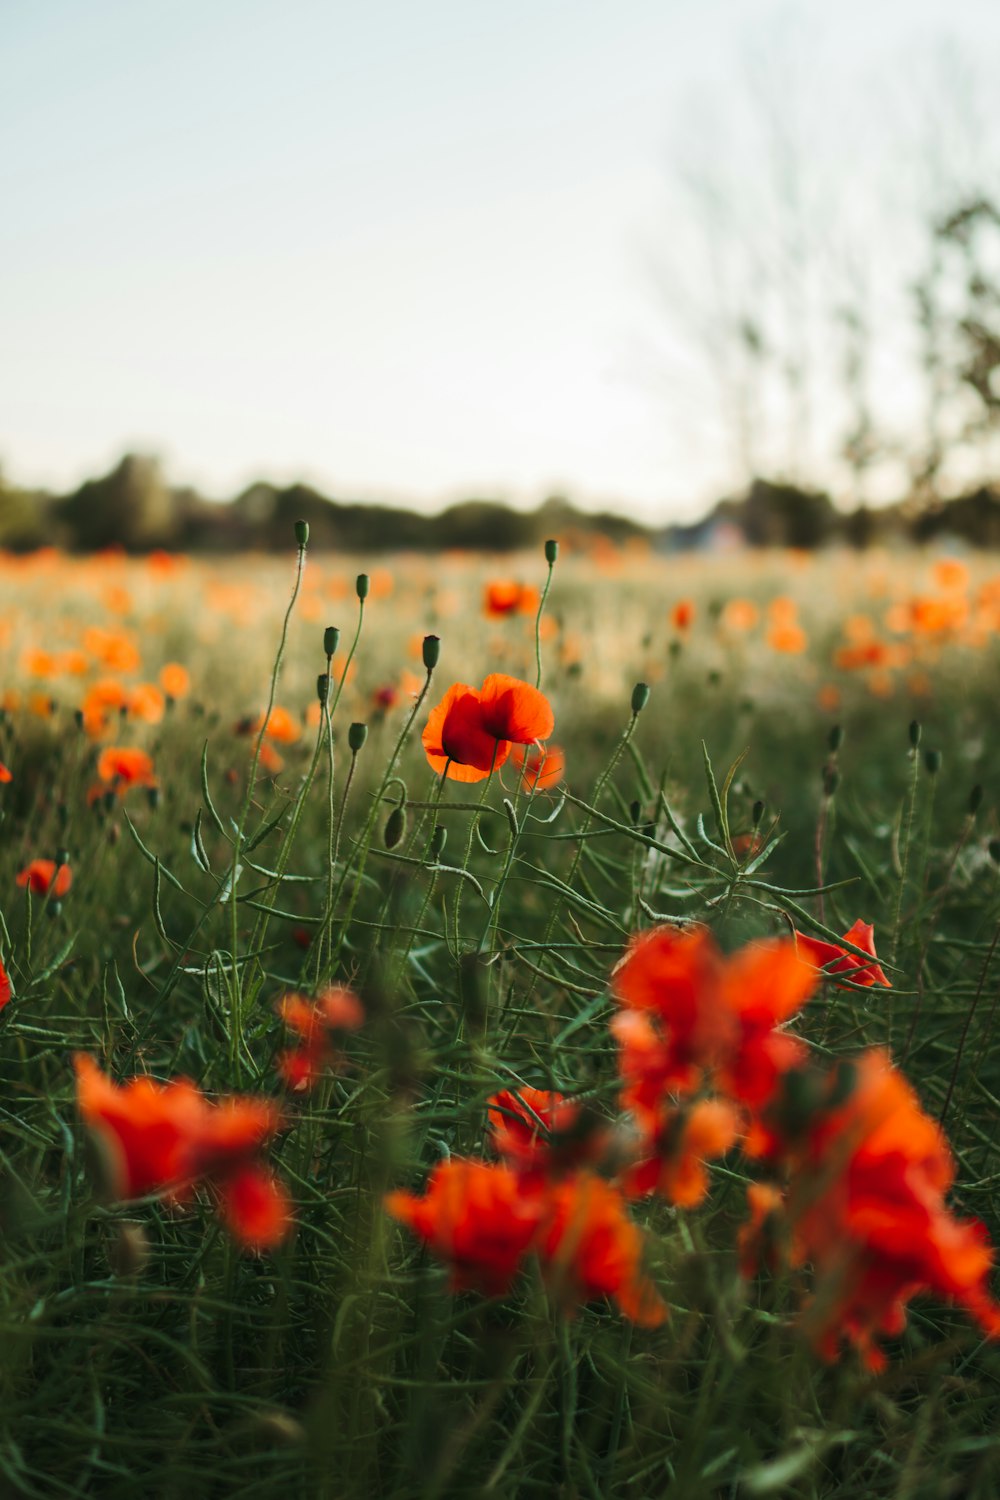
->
276;987;365;1091
671;599;695;631
17;858;72;898
793;920;891;989
74;1055;290;1250
483;580;540;618
514;743;565;792
487;1087;606;1179
0;761;11;784
160;662;191;698
0;955;10;1011
97;746;157;792
537;1173;667;1327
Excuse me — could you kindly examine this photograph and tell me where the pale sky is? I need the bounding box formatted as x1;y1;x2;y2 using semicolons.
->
4;0;1000;521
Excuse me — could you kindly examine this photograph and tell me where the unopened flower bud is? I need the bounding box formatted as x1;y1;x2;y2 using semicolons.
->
924;749;942;776
356;573;370;600
752;799;765;828
629;799;642;825
317;673;330;705
909;719;921;749
422;634;440;671
544;538;559;565
828;724;844;752
56;848;69;869
323;625;341;658
823;765;841;798
48;900;62;920
430;824;447;860
294;519;309;548
630;682;650;715
348;722;368;753
384;805;407;848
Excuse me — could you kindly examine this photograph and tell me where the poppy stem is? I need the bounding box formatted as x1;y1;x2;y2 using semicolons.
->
533;549;557;691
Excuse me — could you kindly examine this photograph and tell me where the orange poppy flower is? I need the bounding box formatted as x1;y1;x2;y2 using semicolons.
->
484;580;539;617
0;761;11;784
385;1159;545;1296
537;1172;667;1327
793;920;891;989
671;599;695;631
74;1056;290;1249
486;1087;607;1179
514;743;565;792
258;705;300;744
422;682;511;782
258;741;285;775
128;683;166;724
276;987;365;1091
160;662;191;698
17;859;72;898
97;746;157;790
625;1098;740;1207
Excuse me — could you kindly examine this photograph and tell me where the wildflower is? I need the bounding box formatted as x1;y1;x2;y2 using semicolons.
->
514;743;565;792
97;746;157;792
422;682;511;782
537;1173;667;1327
128;683;166;723
671;599;695;631
487;1088;606;1179
0;955;10;1010
793;920;891;989
478;674;555;745
484;580;539;618
258;705;300;744
160;662;191;698
17;858;72;898
0;761;11;783
624;1098;740;1207
276;987;365;1091
385;1159;545;1296
74;1055;290;1249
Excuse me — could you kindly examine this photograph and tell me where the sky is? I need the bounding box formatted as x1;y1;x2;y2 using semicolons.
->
4;0;1000;522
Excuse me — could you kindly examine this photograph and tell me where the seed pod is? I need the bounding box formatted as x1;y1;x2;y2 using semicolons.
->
422;634;441;671
348;722;368;753
924;749;942;776
823;765;841;798
631;682;650;714
316;673;330;706
48;900;63;920
323;625;341;658
629;799;642;825
430;824;447;861
828;724;844;752
384;805;407;848
294;519;310;548
356;573;370;600
544;538;559;564
752;799;765;827
909;719;922;749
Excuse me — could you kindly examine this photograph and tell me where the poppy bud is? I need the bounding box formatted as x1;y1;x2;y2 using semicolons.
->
631;682;650;715
990;839;1000;866
544;538;559;565
324;626;341;658
909;719;921;749
384;805;407;849
828;724;844;752
924;749;942;776
629;799;642;825
48;900;62;920
348;722;368;753
970;784;984;817
752;799;765;827
294;519;309;548
356;574;370;600
422;634;440;671
57;801;69;831
823;766;840;798
317;673;330;706
56;849;69;870
430;824;447;861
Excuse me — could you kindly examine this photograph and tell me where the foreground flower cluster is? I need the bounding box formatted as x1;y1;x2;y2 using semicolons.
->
387;922;1000;1369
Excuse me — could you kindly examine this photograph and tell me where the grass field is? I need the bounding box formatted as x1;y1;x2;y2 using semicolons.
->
1;535;999;1499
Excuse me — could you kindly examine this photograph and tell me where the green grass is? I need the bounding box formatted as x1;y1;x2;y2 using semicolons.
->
1;539;999;1497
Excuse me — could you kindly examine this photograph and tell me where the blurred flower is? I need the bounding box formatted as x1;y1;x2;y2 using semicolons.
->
624;1098;739;1207
17;859;72;898
0;955;10;1010
0;761;11;784
97;746;157;792
276;987;364;1091
160;661;191;698
513;743;565;792
484;580;539;617
537;1173;667;1327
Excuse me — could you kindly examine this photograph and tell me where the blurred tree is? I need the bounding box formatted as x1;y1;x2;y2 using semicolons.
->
59;454;175;550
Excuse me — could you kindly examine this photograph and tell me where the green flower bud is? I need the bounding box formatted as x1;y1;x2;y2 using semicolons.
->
924;748;942;776
752;799;765;828
317;673;330;705
544;538;559;565
48;900;63;920
56;848;70;869
147;786;160;811
909;719;922;749
823;765;841;798
294;519;310;548
422;634;441;671
629;799;642;825
384;805;407;848
356;573;370;600
631;682;650;714
430;824;447;860
323;625;341;657
348;722;368;753
828;724;844;752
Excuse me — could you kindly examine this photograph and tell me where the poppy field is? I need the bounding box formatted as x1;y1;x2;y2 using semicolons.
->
2;534;1000;1498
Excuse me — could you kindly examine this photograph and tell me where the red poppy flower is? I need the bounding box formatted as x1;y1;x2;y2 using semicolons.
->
624;1098;740;1206
0;761;11;784
74;1056;290;1249
276;987;365;1091
0;955;11;1011
97;746;157;790
793;920;891;989
514;743;565;792
487;1087;606;1179
478;674;554;745
422;682;511;782
385;1159;545;1296
537;1172;667;1327
17;859;72;898
483;580;540;618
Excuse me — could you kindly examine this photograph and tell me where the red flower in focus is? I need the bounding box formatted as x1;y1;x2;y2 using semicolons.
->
17;859;72;898
537;1172;667;1327
74;1055;290;1249
97;746;157;792
422;682;512;783
276;987;365;1091
625;1098;740;1207
793;920;891;989
513;743;565;792
478;674;554;745
0;955;11;1011
484;580;540;617
0;761;11;784
385;1159;545;1296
